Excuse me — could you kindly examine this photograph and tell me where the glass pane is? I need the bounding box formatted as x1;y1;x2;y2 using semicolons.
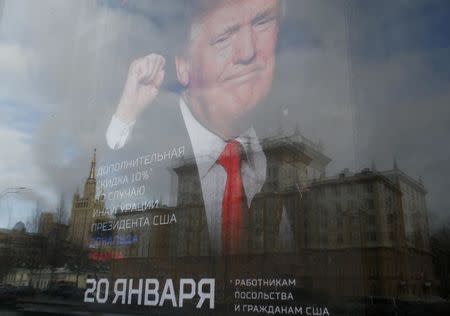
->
1;1;449;315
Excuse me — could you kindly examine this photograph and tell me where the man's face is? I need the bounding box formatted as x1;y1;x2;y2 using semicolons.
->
177;0;279;138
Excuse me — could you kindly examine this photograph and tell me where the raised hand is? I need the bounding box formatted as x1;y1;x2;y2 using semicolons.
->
115;54;166;123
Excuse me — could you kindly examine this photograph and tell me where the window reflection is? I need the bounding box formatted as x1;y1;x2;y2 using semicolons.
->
0;0;449;314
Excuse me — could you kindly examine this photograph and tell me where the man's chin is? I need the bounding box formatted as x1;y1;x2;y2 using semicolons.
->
227;108;260;137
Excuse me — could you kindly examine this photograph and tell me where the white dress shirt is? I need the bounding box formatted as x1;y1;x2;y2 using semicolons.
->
105;114;135;150
179;98;267;253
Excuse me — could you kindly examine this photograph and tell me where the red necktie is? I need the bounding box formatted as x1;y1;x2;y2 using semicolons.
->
217;140;245;254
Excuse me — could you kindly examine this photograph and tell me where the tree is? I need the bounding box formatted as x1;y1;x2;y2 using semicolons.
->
26;202;43;233
55;193;68;224
430;222;450;298
0;233;15;282
45;193;70;284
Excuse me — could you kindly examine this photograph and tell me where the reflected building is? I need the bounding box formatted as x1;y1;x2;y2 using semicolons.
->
261;130;330;192
86;131;436;300
381;162;430;251
68;149;105;248
0;222;46;283
173;130;330;208
299;166;435;298
107;131;331;294
167;131;330;257
38;212;55;237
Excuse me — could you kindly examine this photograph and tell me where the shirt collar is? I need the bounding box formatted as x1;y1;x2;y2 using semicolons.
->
179;97;263;180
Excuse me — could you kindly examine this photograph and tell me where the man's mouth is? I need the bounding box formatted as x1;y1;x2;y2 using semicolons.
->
225;67;262;83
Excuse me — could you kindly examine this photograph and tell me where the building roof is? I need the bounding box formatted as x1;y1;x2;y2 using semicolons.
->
12;221;26;232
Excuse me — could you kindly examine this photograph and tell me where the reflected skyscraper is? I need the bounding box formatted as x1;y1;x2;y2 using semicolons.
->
68;149;105;248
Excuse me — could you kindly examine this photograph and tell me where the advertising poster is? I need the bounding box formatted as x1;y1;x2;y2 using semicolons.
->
1;0;449;315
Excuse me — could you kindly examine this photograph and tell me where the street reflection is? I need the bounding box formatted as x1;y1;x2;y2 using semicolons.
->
1;131;449;314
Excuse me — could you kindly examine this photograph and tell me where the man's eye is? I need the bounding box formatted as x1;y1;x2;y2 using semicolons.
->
212;34;232;47
254;17;276;31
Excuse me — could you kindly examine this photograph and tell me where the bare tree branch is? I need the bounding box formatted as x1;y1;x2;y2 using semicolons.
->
26;202;43;233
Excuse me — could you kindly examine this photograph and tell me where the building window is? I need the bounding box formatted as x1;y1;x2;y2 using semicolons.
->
351;232;359;242
387;213;395;224
368;215;376;226
346;184;353;194
367;232;377;241
334;186;340;196
389;232;395;241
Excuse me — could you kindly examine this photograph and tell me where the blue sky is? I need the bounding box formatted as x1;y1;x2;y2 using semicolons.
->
0;99;45;135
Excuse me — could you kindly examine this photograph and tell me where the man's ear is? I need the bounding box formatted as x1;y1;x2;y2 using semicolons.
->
175;56;190;87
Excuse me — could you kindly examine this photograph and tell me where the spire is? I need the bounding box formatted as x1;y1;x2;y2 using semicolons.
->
393;156;399;170
371;160;377;171
419;176;423;186
73;187;79;202
318;138;324;151
294;122;300;135
88;149;96;179
277;119;284;136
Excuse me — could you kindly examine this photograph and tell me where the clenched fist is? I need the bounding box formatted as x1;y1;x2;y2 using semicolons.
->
115;54;166;123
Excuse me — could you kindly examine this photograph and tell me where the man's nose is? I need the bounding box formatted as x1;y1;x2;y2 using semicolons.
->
233;26;256;65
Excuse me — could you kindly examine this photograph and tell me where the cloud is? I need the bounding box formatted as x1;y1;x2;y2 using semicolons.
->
0;125;52;227
0;43;38;106
0;43;29;76
344;0;450;228
0;1;164;214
